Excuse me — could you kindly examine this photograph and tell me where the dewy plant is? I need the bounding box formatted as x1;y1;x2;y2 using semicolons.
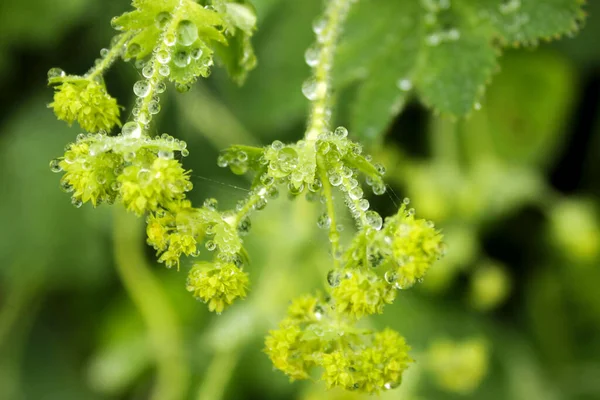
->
46;0;585;394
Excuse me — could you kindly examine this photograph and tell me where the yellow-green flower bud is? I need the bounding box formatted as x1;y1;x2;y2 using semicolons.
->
265;324;314;380
157;232;197;269
57;141;123;206
119;156;192;215
49;78;121;132
319;329;412;393
186;262;249;313
386;206;444;289
330;270;396;318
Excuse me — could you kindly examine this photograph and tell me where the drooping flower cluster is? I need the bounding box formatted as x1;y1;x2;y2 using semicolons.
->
186;261;249;313
264;295;412;394
52;132;191;211
48;72;122;133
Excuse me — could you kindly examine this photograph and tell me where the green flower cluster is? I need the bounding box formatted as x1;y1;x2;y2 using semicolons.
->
52;132;191;212
186;261;249;313
264;295;412;394
48;72;122;133
329;269;396;318
218;126;386;202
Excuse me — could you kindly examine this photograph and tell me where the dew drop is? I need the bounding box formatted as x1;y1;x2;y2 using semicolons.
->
155;12;172;29
260;174;274;186
328;173;342;187
271;140;284;150
317;212;331;229
191;47;203;59
327;270;341;287
110;17;123;31
384;270;398;285
122;121;142;138
173;51;191;67
142;65;155;79
205;240;217;251
238;217;252;236
301;78;318;101
159;65;171;77
164;33;176;47
49;159;62;173
133;80;151;97
157;50;171;64
304;45;319;67
334;126;348;138
308;179;322;192
348;187;363;201
177;20;199;46
312;18;326;35
203;198;218;210
127;43;141;57
158;150;173;159
365;210;383;230
372;182;386;195
71;197;83;208
396;78;413;91
100;48;109;58
47;68;65;79
374;163;386;175
148;101;161;115
359;198;370;211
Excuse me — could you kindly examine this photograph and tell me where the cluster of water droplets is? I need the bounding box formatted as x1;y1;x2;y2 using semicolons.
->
50;130;190;208
420;0;463;47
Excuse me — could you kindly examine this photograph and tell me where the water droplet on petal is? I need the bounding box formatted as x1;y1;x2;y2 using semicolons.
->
334;126;348;138
49;159;62;173
47;68;65;79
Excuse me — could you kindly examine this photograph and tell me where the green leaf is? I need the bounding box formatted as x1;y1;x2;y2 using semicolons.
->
461;50;576;167
335;0;586;143
212;0;258;85
113;0;229;86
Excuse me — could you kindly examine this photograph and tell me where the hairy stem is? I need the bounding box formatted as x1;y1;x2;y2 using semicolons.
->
305;0;353;141
113;209;189;400
318;159;341;266
134;0;186;131
232;186;268;227
86;32;134;81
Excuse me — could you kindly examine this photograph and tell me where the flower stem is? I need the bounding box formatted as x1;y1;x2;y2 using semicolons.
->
305;0;353;141
318;159;341;267
113;208;189;400
86;32;134;81
196;350;239;400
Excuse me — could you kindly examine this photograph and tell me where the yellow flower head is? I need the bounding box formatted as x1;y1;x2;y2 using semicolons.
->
49;77;121;132
186;262;249;313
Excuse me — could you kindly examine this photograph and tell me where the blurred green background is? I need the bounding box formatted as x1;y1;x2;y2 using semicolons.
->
1;1;600;399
